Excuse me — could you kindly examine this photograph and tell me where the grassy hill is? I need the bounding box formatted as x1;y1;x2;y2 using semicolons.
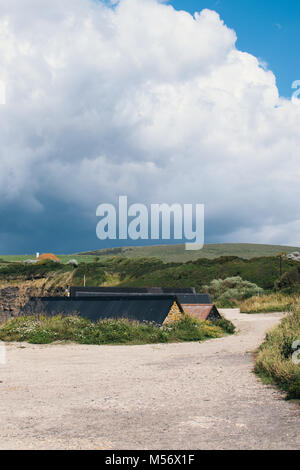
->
0;248;299;311
0;254;96;264
71;255;299;291
78;243;300;263
1;243;299;265
1;251;298;291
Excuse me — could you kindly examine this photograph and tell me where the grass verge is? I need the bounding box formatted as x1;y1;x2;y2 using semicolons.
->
240;293;297;313
0;314;234;346
255;305;300;399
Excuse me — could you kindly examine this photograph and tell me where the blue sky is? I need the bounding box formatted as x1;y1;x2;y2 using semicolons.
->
170;0;300;98
0;0;300;254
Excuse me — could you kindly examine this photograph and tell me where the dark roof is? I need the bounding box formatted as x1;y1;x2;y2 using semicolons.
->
70;286;196;297
177;294;212;304
70;287;211;304
22;295;182;325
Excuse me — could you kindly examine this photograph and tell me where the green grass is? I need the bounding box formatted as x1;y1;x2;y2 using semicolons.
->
213;317;236;334
0;252;298;295
78;243;300;263
240;293;297;313
0;260;74;281
2;243;298;265
0;314;233;346
1;254;296;292
0;254;100;264
255;305;300;399
115;256;298;291
72;257;168;286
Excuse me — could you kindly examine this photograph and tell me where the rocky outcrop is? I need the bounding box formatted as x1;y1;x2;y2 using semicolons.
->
0;272;74;324
0;287;20;323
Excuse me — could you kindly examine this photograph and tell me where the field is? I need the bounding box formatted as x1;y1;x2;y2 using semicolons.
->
0;254;97;264
240;293;298;313
1;243;300;264
79;243;300;263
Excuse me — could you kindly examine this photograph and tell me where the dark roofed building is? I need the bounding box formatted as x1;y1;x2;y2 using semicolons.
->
70;286;196;297
22;286;221;325
22;294;184;325
176;294;212;304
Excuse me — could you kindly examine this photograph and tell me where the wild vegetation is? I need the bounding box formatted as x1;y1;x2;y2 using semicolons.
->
78;243;300;263
255;305;300;399
204;276;263;307
240;293;297;313
2;242;300;264
1;244;300;399
72;257;167;287
0;253;298;303
275;264;300;292
0;260;73;281
0;314;234;345
118;256;298;291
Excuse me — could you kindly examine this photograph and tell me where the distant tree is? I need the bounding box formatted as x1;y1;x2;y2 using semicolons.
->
277;252;287;277
204;276;263;304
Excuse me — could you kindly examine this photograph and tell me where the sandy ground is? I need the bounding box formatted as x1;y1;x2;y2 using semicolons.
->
0;310;299;450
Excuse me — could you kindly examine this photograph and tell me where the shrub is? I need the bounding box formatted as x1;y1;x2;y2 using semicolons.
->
203;276;263;307
0;260;70;280
0;314;234;346
255;305;300;399
240;293;296;313
214;317;236;334
122;256;298;291
275;265;300;290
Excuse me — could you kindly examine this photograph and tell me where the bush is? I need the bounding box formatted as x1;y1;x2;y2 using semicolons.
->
0;314;234;346
240;293;296;313
275;265;300;291
203;276;263;307
122;256;298;291
214;317;236;334
0;260;70;280
255;305;300;399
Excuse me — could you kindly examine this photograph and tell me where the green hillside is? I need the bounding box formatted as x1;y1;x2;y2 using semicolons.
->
78;243;300;263
1;243;299;265
0;249;299;304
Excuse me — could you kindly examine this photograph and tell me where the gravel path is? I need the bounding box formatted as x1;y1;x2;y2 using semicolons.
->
0;310;299;450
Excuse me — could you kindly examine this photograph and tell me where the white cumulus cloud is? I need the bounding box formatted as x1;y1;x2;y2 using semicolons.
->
0;0;299;251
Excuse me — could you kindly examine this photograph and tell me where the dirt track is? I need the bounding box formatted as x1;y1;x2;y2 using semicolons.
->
0;310;299;450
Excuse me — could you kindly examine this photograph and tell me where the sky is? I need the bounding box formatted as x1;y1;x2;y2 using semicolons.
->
170;0;300;98
0;0;300;254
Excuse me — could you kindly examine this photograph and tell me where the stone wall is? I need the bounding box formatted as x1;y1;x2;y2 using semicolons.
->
0;287;20;324
0;280;67;324
163;301;184;324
